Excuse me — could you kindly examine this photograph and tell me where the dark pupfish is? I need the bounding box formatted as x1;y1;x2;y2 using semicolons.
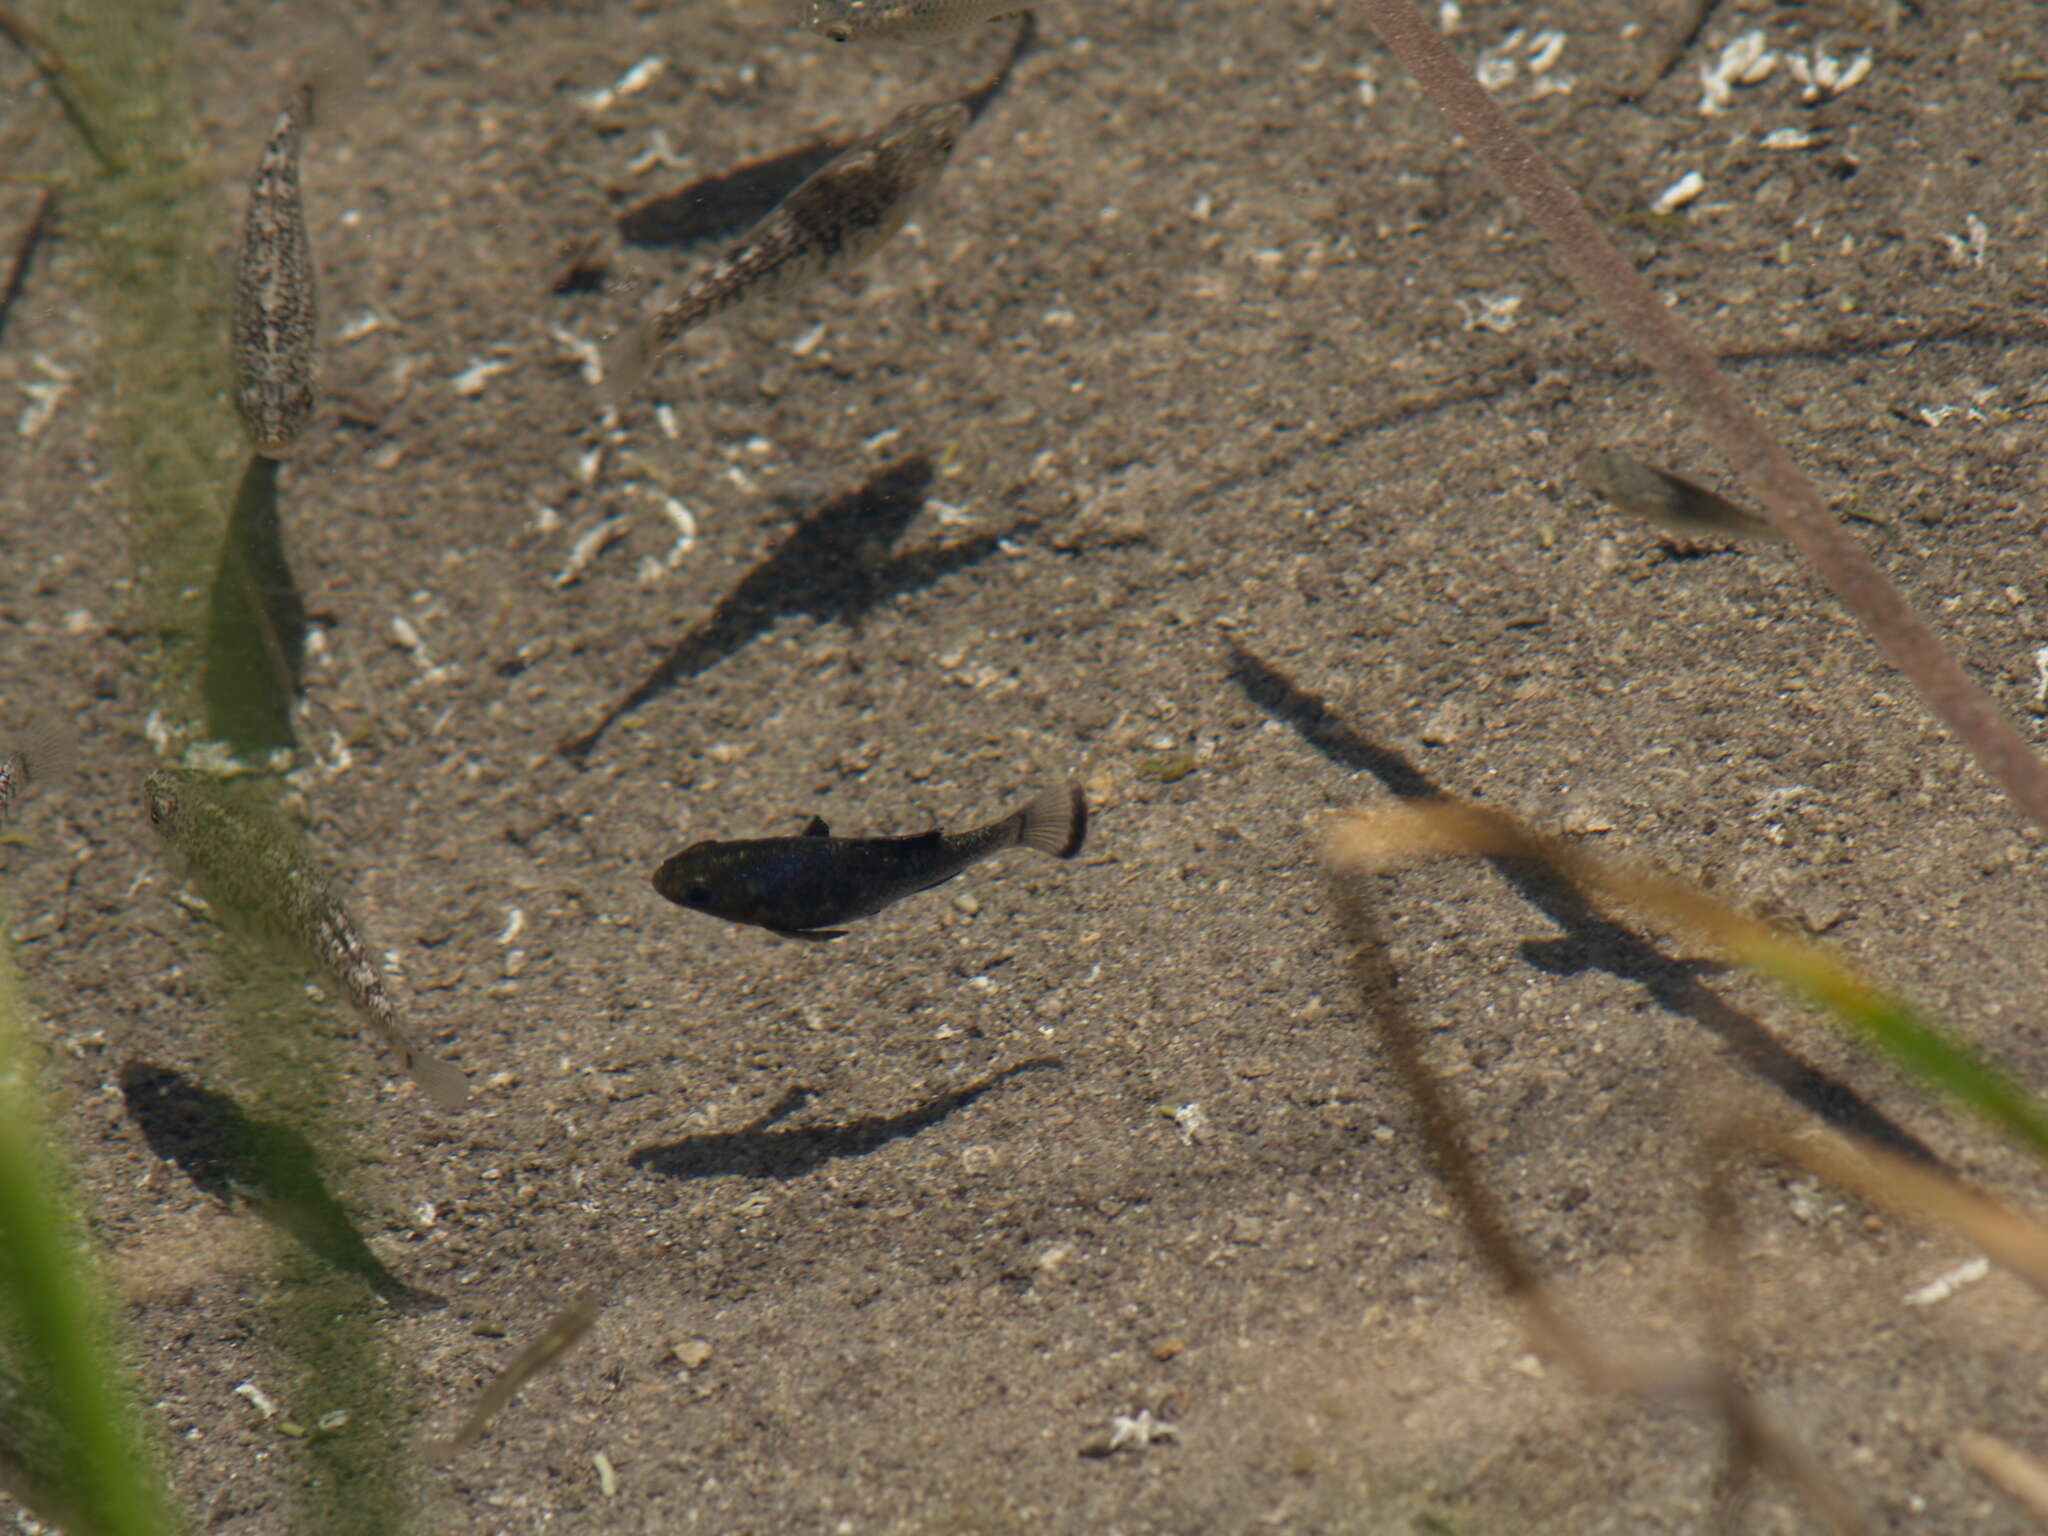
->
142;769;469;1111
654;784;1086;939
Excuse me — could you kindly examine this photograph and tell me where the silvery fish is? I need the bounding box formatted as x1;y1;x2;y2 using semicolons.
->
655;785;1087;939
1579;449;1785;545
142;769;469;1112
437;1294;603;1456
804;0;1027;41
0;716;75;832
604;98;968;398
232;86;318;457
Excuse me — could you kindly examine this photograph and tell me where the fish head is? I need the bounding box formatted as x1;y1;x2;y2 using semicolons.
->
805;0;857;41
879;100;971;176
141;769;183;833
652;842;742;917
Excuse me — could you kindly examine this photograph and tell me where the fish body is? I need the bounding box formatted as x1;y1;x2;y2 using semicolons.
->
439;1294;602;1456
655;784;1086;938
141;770;468;1111
804;0;1027;40
607;99;968;396
0;717;75;832
1579;449;1785;545
232;86;318;458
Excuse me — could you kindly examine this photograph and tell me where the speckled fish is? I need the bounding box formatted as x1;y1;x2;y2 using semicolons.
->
804;0;1027;41
655;784;1087;939
437;1293;602;1456
0;716;75;833
1579;449;1786;545
604;98;969;397
232;85;318;457
142;770;469;1111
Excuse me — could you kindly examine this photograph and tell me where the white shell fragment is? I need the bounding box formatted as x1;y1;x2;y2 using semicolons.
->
1698;30;1775;116
1455;289;1524;333
451;357;515;397
1759;127;1820;151
1651;170;1705;214
582;56;667;116
1938;214;1990;269
552;515;629;589
1904;1255;1989;1308
1788;47;1873;103
549;325;606;387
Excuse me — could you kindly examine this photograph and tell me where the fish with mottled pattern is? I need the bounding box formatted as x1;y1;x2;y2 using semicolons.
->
655;785;1086;939
604;98;968;398
804;0;1028;40
232;85;318;457
0;717;74;833
1579;449;1785;545
141;769;468;1111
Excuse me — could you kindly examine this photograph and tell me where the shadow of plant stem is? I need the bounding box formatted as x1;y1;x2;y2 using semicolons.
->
561;455;1026;760
203;454;308;756
1226;642;1940;1165
1320;865;1868;1535
1353;0;2048;836
627;1059;1062;1181
121;1061;436;1307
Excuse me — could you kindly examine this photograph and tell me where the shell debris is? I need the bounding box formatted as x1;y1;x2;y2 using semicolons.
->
451;357;515;397
1651;170;1705;214
1788;46;1872;103
552;515;629;589
549;325;605;387
1698;30;1775;116
1904;1255;1989;1308
582;56;667;116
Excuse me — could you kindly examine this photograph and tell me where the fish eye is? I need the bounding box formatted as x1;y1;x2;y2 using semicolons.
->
684;884;713;906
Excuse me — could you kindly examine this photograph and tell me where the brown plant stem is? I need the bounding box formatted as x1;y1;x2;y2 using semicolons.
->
1353;0;2048;836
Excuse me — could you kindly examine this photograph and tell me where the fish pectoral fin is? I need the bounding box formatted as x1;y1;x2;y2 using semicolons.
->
769;926;847;942
802;816;831;837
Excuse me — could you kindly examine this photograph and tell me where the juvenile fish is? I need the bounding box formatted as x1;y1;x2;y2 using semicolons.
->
655;784;1087;939
604;98;969;397
437;1294;602;1456
1579;449;1785;545
141;770;469;1111
804;0;1027;41
0;716;75;832
232;86;318;457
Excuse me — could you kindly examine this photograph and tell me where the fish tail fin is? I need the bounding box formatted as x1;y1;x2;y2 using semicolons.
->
410;1053;471;1113
17;715;77;786
1010;784;1087;859
597;321;654;404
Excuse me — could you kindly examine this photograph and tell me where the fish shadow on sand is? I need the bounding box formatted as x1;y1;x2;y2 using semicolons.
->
612;13;1035;255
561;455;1024;760
1225;643;1941;1167
119;1061;439;1306
202;454;309;756
627;1057;1062;1182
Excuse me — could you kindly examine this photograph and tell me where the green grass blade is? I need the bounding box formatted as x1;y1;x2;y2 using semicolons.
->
0;934;185;1536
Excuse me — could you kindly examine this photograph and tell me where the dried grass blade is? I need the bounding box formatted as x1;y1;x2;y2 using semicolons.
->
1351;0;2048;837
1323;800;2048;1160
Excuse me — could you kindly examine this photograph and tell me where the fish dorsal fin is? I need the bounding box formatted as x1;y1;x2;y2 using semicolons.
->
802;816;831;838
